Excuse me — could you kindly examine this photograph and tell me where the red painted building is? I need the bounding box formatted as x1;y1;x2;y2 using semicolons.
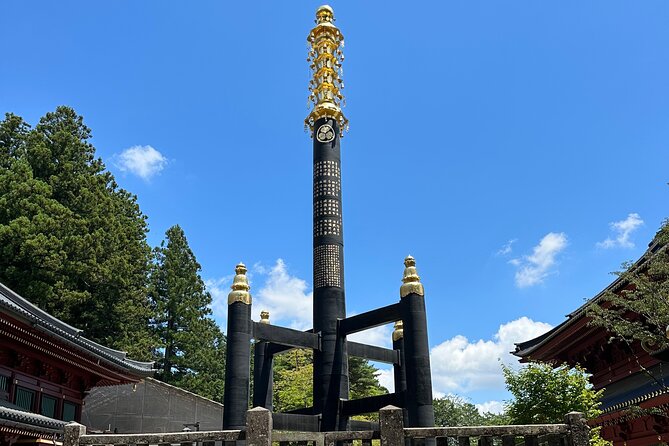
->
514;238;668;446
0;282;154;446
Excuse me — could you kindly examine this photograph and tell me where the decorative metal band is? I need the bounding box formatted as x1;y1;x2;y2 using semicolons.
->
314;218;341;237
228;263;252;305
393;320;404;341
314;199;340;218
400;255;425;298
314;244;342;288
314;160;341;178
305;5;348;135
314;178;341;198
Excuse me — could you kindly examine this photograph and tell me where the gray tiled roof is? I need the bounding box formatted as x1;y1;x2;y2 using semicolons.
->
0;399;66;435
0;282;154;376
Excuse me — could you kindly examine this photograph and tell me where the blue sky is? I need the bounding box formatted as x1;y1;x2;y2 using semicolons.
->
2;1;668;413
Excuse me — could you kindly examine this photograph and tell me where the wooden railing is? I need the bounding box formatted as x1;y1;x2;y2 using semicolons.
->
63;406;589;446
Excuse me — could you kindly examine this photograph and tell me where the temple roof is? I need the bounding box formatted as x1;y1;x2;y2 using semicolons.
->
0;399;66;437
0;282;154;376
513;235;666;359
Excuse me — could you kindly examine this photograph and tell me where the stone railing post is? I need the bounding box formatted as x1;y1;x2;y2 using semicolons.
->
63;422;86;446
247;407;272;446
565;412;589;446
380;405;405;446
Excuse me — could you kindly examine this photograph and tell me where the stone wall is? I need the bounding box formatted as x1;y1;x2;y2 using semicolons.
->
82;377;224;433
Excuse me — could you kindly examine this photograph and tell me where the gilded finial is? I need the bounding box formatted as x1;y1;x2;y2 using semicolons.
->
392;320;404;342
400;255;425;298
315;5;334;24
228;262;252;305
306;5;348;136
260;310;270;324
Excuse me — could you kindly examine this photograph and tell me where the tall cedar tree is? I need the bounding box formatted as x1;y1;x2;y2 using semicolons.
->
150;225;226;401
0;107;154;360
586;221;669;352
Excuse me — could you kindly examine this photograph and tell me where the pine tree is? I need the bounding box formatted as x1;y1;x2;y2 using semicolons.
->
0;107;154;360
150;225;226;401
349;356;388;400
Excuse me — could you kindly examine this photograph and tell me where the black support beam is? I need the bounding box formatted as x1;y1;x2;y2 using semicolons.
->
272;413;321;432
338;302;402;336
253;322;320;350
341;393;400;416
348;342;399;364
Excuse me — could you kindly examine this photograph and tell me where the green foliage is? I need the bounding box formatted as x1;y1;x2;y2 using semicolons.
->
433;395;509;427
503;362;610;446
586;221;669;351
503;362;603;424
0;107;154;360
150;225;226;401
433;395;483;426
271;350;388;416
273;349;314;412
349;356;388;400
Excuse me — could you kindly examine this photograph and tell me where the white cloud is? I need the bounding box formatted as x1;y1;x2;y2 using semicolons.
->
116;145;167;180
511;232;568;288
376;367;395;393
597;213;644;249
497;239;516;256
252;259;313;330
348;323;393;349
476;400;505;415
430;317;552;394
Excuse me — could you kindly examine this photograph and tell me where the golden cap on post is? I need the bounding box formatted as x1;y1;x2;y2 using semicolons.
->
306;4;348;136
392;320;404;342
315;5;334;24
228;263;251;305
260;310;270;324
400;255;425;298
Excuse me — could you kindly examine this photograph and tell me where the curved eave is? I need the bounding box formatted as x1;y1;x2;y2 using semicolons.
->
0;282;154;377
512;238;666;360
0;400;67;435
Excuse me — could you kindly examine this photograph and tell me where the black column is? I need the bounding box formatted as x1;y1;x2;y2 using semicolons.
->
312;117;349;431
223;300;252;429
392;322;409;426
401;290;434;428
253;340;273;410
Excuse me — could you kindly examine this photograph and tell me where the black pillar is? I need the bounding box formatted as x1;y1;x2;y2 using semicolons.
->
223;264;252;430
392;321;409;428
399;257;434;429
253;340;273;410
312;117;349;431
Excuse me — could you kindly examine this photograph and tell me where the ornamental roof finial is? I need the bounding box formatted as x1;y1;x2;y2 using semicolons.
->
400;255;425;298
260;310;270;324
306;5;348;136
228;262;251;305
392;320;404;342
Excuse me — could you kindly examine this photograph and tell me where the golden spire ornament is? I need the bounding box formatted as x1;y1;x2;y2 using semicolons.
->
305;5;348;136
260;310;270;324
392;320;404;342
228;263;251;305
400;255;425;298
